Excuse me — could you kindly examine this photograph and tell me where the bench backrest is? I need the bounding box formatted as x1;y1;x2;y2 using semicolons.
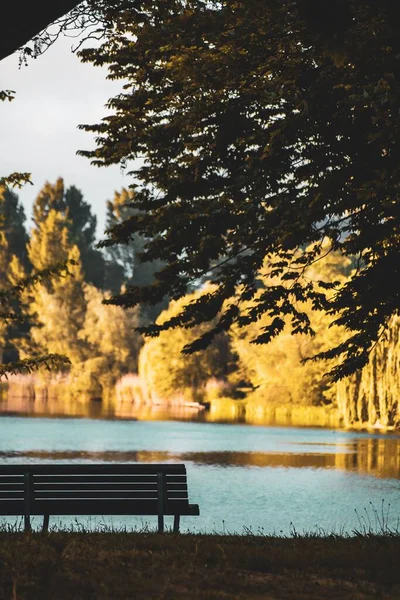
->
0;464;194;516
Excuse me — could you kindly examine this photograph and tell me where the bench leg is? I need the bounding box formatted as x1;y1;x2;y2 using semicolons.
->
43;514;49;533
158;513;164;533
24;514;31;533
173;515;180;533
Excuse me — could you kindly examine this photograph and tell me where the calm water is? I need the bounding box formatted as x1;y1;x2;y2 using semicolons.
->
0;412;399;535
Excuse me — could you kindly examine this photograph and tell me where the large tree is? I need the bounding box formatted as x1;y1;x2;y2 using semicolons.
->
78;0;400;379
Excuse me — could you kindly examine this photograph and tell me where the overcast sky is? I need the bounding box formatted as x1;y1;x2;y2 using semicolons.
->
0;35;131;236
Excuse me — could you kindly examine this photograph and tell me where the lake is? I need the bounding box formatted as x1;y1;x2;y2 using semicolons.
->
0;407;399;535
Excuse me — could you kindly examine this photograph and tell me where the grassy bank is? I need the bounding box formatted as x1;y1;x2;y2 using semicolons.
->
1;529;399;599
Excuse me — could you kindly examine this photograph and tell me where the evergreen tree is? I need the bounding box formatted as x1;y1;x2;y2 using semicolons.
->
104;187;166;288
0;189;30;362
104;188;168;319
0;186;29;272
65;185;97;248
0;227;10;362
103;189;134;292
104;188;136;284
65;185;105;288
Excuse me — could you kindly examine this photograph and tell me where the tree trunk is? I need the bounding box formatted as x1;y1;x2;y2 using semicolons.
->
337;315;400;429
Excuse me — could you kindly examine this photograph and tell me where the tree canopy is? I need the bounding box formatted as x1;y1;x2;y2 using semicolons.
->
77;0;400;379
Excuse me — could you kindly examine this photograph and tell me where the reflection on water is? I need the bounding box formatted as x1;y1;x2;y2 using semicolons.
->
0;395;337;427
0;438;399;479
0;397;400;481
0;396;116;420
0;395;215;423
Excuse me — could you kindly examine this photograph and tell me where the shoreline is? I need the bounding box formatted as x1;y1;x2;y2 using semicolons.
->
1;393;400;432
2;374;400;431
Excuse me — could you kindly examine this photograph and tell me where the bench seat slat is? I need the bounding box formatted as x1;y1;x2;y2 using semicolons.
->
0;493;24;499
31;499;200;516
34;482;160;491
34;491;159;499
0;484;24;490
31;474;187;484
0;477;24;484
0;500;199;516
34;490;189;499
33;483;188;492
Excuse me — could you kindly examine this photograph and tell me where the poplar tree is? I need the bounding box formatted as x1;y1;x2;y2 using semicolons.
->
32;178;65;227
33;178;106;288
26;210;87;365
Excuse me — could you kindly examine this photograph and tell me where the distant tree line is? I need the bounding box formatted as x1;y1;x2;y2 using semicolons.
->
2;178;398;429
0;175;349;405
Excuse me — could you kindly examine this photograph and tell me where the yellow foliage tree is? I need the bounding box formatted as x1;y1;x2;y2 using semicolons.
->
28;209;73;271
26;244;86;366
230;244;352;407
73;284;142;397
138;289;234;403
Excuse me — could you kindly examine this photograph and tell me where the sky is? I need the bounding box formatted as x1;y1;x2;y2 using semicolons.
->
0;35;131;236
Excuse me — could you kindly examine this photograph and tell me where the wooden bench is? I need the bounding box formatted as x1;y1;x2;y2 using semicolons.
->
0;463;199;533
